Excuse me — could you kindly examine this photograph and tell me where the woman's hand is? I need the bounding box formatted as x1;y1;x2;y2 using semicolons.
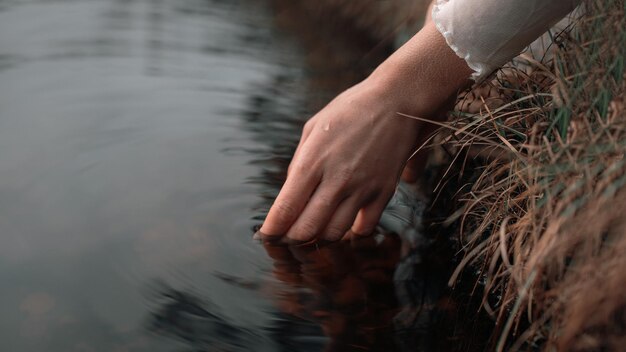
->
259;21;472;242
261;80;423;242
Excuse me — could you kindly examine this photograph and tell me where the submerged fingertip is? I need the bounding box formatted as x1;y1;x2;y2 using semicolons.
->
254;230;285;244
350;226;374;237
281;233;319;246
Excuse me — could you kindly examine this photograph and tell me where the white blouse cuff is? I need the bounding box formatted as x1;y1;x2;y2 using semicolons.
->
432;2;489;81
431;0;581;82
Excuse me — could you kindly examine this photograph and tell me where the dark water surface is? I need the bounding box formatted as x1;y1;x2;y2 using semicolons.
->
0;1;487;351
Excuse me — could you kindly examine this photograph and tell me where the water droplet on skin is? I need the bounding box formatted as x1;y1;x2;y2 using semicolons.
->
323;121;330;131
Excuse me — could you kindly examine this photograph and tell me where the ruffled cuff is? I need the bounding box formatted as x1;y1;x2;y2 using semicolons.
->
431;0;581;82
431;0;493;82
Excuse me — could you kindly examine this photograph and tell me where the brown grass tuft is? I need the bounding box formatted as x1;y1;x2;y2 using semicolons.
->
435;0;626;350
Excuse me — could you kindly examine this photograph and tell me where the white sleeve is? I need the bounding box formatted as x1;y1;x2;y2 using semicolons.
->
432;0;581;81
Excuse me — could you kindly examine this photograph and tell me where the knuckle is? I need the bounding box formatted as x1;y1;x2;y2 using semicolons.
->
337;166;355;180
290;161;308;175
316;193;334;206
295;219;319;239
303;119;314;133
363;183;385;200
272;201;298;223
324;226;345;240
292;152;319;175
332;167;356;189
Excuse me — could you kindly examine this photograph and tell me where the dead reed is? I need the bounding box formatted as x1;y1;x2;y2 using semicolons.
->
434;0;626;350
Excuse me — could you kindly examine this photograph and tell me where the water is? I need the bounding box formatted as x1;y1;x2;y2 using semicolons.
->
0;1;488;351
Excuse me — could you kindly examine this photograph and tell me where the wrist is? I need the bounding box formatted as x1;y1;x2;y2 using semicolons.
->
366;21;472;118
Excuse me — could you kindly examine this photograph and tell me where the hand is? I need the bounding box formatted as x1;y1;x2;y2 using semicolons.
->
259;21;472;242
261;80;422;242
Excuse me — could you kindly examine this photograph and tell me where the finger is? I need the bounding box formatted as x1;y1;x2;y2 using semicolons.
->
401;154;428;183
287;121;314;176
320;196;361;241
285;184;343;242
350;197;390;236
287;143;303;177
401;120;438;183
260;170;320;237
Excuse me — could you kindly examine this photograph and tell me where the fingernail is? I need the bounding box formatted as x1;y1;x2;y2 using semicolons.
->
253;230;283;243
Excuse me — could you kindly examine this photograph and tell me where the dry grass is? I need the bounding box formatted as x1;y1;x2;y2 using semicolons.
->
433;0;626;350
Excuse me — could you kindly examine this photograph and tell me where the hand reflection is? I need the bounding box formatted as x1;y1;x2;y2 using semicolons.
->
262;234;403;351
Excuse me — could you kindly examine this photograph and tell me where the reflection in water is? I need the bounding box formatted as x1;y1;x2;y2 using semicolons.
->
262;236;402;351
146;283;257;351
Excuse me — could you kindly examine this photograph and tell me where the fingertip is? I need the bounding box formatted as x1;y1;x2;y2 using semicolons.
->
254;230;283;243
261;202;299;237
258;221;280;236
401;165;418;183
262;173;321;237
349;226;375;237
258;224;279;239
351;201;387;237
340;229;358;241
401;154;428;183
351;216;375;237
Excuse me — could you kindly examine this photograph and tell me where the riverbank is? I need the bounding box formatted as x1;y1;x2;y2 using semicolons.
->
311;0;626;350
444;1;625;350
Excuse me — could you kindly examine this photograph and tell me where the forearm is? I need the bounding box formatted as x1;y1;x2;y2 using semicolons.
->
366;0;581;118
365;20;473;118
